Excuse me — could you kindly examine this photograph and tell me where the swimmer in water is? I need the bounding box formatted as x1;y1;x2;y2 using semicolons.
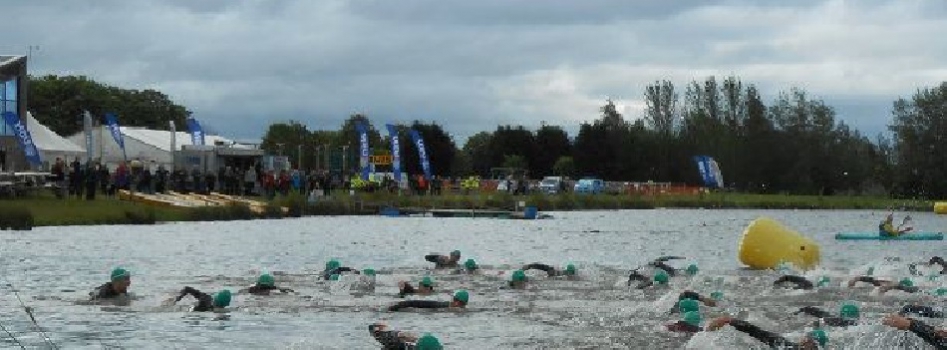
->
669;291;717;314
899;304;945;318
882;314;947;349
369;322;443;350
399;276;435;298
665;311;704;333
847;276;919;293
322;259;359;280
630;270;670;289
388;290;469;312
459;259;479;274
354;268;376;292
507;270;528;289
648;256;686;276
774;275;815;290
521;263;577;279
425;250;461;269
793;303;860;327
173;287;231;312
241;273;294;295
90;268;131;300
879;278;920;294
705;316;828;349
910;256;947;276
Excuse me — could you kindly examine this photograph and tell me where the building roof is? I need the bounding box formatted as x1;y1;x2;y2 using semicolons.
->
0;56;26;69
119;127;255;152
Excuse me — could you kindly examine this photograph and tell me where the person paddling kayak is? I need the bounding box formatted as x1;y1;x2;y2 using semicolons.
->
879;213;913;237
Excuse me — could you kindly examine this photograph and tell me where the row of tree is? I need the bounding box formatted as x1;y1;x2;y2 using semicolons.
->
24;74;947;198
28;75;191;136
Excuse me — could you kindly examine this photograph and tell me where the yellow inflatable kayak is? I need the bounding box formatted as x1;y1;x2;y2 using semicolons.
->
738;217;821;270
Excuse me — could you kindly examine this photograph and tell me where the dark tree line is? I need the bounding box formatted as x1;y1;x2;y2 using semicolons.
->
28;75;191;136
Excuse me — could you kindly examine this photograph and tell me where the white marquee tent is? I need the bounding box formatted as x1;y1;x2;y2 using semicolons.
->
26;112;85;166
66;126;254;169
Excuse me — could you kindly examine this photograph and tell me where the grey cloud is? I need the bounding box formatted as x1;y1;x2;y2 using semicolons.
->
0;0;941;142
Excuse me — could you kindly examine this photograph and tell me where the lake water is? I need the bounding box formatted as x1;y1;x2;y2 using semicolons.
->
0;209;944;349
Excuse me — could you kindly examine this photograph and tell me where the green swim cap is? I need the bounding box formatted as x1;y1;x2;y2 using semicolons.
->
363;268;375;276
453;290;469;304
565;264;576;275
710;291;723;300
682;311;701;327
678;298;700;313
808;329;828;347
654;270;669;284
935;288;947;296
415;333;442;350
511;270;527;282
213;289;232;308
450;250;461;257
111;268;130;281
817;276;830;287
464;259;478;271
326;259;341;271
420;276;434;287
257;273;275;287
330;274;340;281
839;303;859;319
686;264;698;276
899;278;913;287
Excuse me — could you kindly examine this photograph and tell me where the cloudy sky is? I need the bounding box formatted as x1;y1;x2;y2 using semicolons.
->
3;0;947;143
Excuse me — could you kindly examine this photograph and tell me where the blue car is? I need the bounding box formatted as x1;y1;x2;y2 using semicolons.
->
573;178;605;194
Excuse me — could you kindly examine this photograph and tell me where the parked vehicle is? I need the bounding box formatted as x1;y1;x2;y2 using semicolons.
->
573;178;605;194
539;176;565;194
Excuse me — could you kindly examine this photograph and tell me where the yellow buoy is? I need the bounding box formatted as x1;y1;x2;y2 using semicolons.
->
934;202;947;215
738;217;821;271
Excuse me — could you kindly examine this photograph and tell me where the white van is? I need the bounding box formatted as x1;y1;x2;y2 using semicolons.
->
539;176;564;194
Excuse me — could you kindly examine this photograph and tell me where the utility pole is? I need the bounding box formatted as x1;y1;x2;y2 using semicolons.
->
297;144;303;170
341;145;349;174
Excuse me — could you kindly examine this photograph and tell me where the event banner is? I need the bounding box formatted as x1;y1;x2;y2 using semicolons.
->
356;121;370;180
693;155;724;188
104;113;127;160
386;124;402;183
1;111;41;165
410;129;432;180
186;118;205;146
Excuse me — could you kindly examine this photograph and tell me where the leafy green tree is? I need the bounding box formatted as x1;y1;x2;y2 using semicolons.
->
28;75;190;136
532;124;571;176
462;131;493;176
552;156;575;177
889;82;947;198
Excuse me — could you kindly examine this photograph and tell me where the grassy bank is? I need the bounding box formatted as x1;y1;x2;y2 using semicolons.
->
0;192;933;229
0;194;288;228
